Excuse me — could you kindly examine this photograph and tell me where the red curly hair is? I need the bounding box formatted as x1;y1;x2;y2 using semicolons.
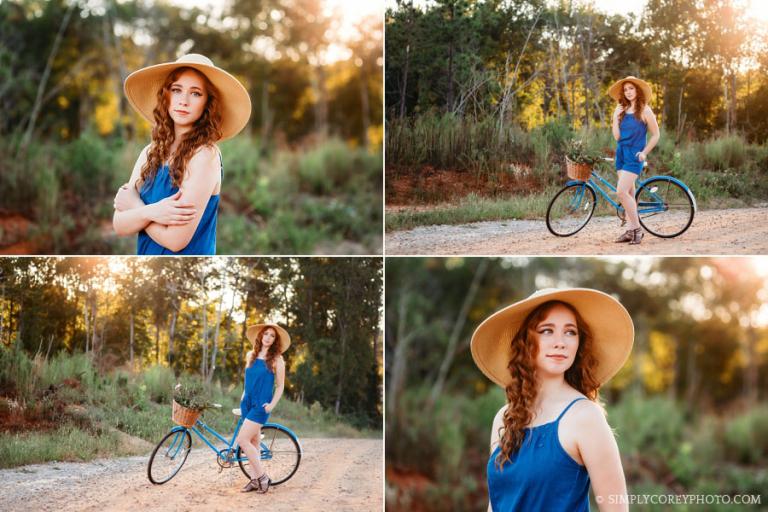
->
138;66;223;190
496;300;601;468
246;326;281;373
617;81;647;126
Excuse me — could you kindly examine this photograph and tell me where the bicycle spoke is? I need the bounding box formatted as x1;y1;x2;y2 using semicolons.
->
636;178;694;237
148;429;192;485
546;184;596;237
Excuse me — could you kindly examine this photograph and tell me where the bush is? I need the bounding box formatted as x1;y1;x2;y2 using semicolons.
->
724;405;768;465
0;343;34;400
142;365;175;404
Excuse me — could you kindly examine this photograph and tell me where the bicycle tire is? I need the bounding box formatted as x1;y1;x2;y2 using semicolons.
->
635;177;695;238
237;425;302;486
147;428;192;485
546;183;597;236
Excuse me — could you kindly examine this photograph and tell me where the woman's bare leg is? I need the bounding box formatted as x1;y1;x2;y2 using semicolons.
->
616;170;640;230
236;419;266;479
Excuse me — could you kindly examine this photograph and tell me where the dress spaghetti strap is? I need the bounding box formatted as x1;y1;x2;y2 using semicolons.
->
555;397;587;423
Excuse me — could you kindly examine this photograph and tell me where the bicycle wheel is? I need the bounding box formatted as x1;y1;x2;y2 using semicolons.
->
147;429;192;484
546;183;596;236
237;425;302;485
635;177;695;237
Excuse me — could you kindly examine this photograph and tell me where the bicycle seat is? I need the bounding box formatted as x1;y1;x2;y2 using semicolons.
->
232;408;242;416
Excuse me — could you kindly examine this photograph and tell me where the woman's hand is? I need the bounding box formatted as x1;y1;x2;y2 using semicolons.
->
263;402;274;413
612;104;625;119
113;184;144;211
147;190;197;226
635;151;647;162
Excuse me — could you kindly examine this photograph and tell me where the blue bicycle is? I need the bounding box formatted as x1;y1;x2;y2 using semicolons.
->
546;158;696;237
147;404;302;486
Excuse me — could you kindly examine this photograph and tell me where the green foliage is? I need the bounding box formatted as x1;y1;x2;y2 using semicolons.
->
610;394;686;461
172;380;213;411
1;135;381;254
141;365;175;404
385;190;557;231
565;138;603;166
0;425;135;469
0;343;34;400
724;405;768;465
39;352;97;391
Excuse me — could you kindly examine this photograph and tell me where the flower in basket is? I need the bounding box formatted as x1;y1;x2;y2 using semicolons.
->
565;139;603;166
173;382;213;411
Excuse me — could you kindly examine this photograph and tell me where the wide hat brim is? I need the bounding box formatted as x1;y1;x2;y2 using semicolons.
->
608;76;653;102
124;54;251;141
470;288;634;388
246;323;291;354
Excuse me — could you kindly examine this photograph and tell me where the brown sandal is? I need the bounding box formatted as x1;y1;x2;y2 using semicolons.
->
614;229;638;243
255;473;271;494
241;478;259;493
629;228;644;245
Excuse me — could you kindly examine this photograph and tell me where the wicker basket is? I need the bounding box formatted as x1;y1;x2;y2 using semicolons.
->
172;400;202;427
565;157;593;181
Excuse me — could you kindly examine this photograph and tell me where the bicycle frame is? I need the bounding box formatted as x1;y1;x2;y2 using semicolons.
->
165;415;302;464
567;169;694;216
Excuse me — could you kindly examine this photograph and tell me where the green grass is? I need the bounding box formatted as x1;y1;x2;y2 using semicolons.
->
0;425;145;469
386;190;558;231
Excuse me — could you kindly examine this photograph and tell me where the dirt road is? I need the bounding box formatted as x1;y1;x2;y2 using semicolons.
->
385;207;768;255
0;437;382;512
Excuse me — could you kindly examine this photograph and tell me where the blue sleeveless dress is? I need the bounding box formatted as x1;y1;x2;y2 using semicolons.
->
137;156;221;255
615;112;647;175
240;359;275;424
487;398;590;512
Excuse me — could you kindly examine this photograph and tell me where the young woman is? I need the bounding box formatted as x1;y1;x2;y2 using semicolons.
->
608;76;660;246
471;288;633;511
237;323;289;494
112;54;251;254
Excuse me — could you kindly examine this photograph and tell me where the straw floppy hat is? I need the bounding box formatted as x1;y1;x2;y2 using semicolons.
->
608;76;653;102
246;323;291;354
470;288;634;388
124;54;251;141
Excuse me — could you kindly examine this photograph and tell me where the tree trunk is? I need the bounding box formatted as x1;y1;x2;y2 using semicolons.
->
207;294;224;385
334;276;352;416
260;79;273;142
428;259;489;409
358;65;370;148
129;309;134;368
19;1;76;154
200;272;208;378
155;322;160;365
83;297;90;353
729;71;737;133
168;307;178;373
744;327;758;405
399;44;410;120
312;65;329;138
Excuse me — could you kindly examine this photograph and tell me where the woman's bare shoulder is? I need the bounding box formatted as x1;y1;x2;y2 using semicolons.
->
564;398;607;428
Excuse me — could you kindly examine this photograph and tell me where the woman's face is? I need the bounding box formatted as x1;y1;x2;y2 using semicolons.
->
532;303;580;377
261;328;277;348
623;82;637;102
168;69;208;128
